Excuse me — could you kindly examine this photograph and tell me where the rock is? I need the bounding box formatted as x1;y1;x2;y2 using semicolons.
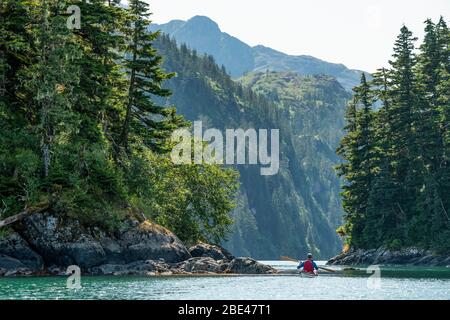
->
327;246;450;266
99;237;124;264
144;259;171;271
16;213;107;269
189;243;234;261
442;256;450;267
47;265;67;276
117;221;191;263
176;257;222;273
0;255;34;276
226;257;277;274
1;211;276;277
0;232;44;271
13;212;190;272
0;254;27;270
90;259;172;276
90;264;132;276
4;267;33;277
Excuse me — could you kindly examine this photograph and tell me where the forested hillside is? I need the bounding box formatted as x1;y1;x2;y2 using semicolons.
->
154;36;349;258
0;0;239;245
337;18;450;253
1;0;350;260
239;71;351;228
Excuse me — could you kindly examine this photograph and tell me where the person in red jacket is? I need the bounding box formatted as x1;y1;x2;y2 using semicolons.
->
297;253;318;275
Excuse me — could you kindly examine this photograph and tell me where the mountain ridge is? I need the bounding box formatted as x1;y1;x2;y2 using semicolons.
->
149;15;368;90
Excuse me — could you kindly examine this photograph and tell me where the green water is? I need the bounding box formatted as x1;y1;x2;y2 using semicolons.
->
0;261;449;300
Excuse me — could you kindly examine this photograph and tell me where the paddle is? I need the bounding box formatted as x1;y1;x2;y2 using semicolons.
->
279;255;336;273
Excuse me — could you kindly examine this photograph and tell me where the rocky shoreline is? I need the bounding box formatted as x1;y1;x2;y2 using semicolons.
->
0;212;276;277
327;247;450;267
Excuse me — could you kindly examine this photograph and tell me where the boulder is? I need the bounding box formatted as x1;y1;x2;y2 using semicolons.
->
226;257;277;274
0;231;44;270
327;246;450;266
12;212;190;271
0;254;34;276
117;221;191;263
4;267;33;277
99;237;124;264
1;211;278;276
0;254;27;270
189;243;234;261
90;259;171;276
16;214;107;269
47;265;67;276
176;257;222;273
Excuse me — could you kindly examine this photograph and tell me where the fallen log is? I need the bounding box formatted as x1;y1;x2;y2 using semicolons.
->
0;202;49;229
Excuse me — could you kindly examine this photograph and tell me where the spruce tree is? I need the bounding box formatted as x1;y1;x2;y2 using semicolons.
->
71;0;129;154
22;0;82;177
120;0;184;153
336;74;376;247
415;19;443;172
388;26;422;243
338;19;450;251
388;25;418;173
435;17;450;246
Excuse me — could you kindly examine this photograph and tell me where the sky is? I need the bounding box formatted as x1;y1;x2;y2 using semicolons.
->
140;0;450;72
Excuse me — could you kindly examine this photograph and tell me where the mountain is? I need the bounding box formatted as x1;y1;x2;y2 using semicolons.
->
154;34;350;259
149;16;366;90
239;71;350;228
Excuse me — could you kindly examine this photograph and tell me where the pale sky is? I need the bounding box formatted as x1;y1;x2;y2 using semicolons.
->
139;0;450;72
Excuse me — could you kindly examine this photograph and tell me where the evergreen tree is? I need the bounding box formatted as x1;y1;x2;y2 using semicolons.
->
364;161;397;247
0;1;239;243
415;19;443;172
336;74;376;247
388;26;422;243
120;0;185;154
388;25;418;175
71;0;129;154
435;17;450;245
336;96;360;241
24;0;82;177
337;19;450;252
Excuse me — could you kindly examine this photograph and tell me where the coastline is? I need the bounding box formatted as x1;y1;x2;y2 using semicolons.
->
327;247;450;267
0;212;277;277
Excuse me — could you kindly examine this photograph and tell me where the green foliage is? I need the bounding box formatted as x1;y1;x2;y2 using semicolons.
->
337;18;450;253
120;0;186;153
155;35;350;258
388;239;403;251
0;0;239;244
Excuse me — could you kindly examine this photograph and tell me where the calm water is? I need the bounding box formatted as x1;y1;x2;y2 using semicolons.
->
0;261;449;300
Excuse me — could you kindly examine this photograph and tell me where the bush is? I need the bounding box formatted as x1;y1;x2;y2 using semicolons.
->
388;239;403;251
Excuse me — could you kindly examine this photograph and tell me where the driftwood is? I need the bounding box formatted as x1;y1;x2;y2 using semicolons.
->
0;202;49;229
440;199;450;222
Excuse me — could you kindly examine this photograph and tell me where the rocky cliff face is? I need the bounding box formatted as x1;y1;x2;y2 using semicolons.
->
0;212;276;276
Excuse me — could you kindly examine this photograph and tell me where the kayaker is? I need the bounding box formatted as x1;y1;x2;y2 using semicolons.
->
297;253;318;275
